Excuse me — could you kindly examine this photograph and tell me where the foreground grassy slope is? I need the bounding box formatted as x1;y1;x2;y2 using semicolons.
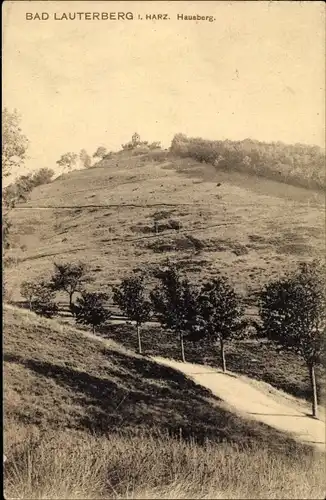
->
6;149;325;305
5;428;325;500
4;305;303;451
4;306;325;499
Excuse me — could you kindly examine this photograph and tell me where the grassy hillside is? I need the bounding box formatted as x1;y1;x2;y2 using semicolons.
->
4;305;302;449
5;149;325;307
4;306;325;499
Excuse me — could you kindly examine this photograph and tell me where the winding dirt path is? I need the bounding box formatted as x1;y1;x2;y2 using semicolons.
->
153;357;326;451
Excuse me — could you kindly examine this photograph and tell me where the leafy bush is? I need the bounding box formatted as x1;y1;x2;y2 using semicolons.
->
113;272;151;354
21;279;43;310
75;291;110;333
3;168;54;215
50;261;92;311
3;174;34;208
121;141;134;150
196;277;245;372
149;141;162;150
147;236;202;253
153;218;182;233
26;280;58;318
31;168;54;186
93;147;107;160
79;149;92;168
56;152;78;170
152;210;176;220
151;264;200;362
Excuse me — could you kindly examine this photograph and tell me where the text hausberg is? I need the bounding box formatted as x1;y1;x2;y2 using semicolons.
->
176;14;215;22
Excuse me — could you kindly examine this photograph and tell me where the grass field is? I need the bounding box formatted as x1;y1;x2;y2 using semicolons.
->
5;427;325;500
5;150;324;305
4;305;325;499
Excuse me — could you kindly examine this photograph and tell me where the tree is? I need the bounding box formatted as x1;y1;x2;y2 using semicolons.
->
150;264;199;362
93;147;107;160
50;262;92;312
2;108;29;250
2;214;11;251
170;133;188;156
56;152;78;170
113;272;151;354
79;149;92;168
31;168;54;186
3;175;31;251
197;277;244;373
260;261;325;418
74;291;110;333
3;169;55;251
3;169;54;210
27;280;58;318
20;279;43;310
4;173;34;204
2;108;29;177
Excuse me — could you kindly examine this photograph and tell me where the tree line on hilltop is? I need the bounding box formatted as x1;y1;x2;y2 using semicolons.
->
18;259;325;419
56;133;162;171
171;133;325;190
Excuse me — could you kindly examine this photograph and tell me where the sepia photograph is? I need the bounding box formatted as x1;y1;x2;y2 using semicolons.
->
2;1;325;498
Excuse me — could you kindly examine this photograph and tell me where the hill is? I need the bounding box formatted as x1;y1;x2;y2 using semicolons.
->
3;305;325;499
5;148;325;309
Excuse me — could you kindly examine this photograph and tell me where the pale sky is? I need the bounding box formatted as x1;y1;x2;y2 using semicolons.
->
2;0;325;176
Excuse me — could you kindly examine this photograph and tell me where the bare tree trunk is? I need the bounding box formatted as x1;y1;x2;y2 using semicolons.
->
29;299;32;311
69;292;74;315
92;325;95;334
220;337;226;373
308;363;318;419
180;331;185;362
137;324;142;355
